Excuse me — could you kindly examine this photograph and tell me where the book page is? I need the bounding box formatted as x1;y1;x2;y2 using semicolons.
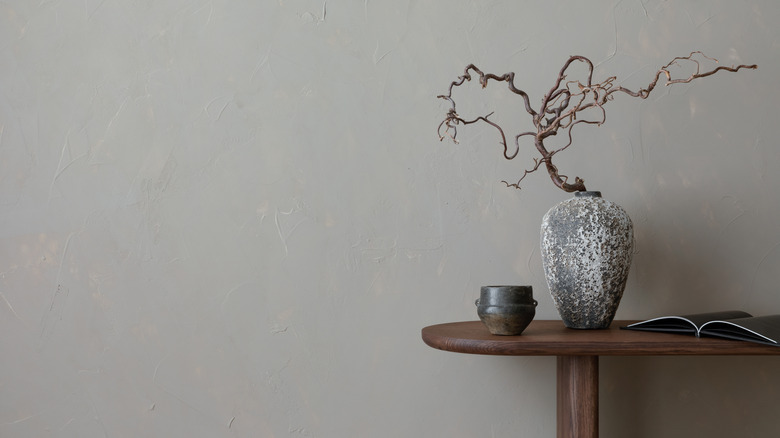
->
624;310;753;335
624;316;699;333
700;315;780;346
680;310;753;328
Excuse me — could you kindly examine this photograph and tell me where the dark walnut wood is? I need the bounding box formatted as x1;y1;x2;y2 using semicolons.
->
421;320;780;356
558;356;598;438
423;320;780;438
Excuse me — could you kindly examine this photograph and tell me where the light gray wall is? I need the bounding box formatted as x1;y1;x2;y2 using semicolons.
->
2;1;779;436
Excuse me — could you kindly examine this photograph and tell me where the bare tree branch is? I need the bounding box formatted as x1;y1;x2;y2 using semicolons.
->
438;51;757;192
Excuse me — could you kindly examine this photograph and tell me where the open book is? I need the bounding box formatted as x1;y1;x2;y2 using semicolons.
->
623;310;780;346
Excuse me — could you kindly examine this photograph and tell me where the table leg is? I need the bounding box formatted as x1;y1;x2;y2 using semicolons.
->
557;355;598;438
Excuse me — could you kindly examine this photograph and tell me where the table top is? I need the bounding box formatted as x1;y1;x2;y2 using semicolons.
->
422;320;780;356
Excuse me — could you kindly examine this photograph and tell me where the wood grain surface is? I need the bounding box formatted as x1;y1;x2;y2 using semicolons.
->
422;320;780;356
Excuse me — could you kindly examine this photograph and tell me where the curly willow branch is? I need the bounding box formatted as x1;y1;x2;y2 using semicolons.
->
438;51;757;192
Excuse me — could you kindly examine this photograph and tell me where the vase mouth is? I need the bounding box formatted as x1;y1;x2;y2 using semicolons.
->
574;191;601;198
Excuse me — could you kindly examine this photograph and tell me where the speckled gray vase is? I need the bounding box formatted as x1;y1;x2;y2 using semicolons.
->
540;191;633;329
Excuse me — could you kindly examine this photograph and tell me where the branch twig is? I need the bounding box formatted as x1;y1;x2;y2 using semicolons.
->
438;51;757;192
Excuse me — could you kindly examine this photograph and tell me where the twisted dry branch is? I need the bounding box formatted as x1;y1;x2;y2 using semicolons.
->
437;51;757;192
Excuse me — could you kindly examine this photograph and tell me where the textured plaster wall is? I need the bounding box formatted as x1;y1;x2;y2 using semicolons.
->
1;1;779;437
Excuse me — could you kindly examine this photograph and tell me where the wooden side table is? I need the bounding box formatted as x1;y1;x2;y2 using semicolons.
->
421;320;780;438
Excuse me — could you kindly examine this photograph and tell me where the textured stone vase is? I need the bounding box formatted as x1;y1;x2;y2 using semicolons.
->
540;191;633;329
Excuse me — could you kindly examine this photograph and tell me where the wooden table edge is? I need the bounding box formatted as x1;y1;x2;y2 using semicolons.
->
421;320;780;356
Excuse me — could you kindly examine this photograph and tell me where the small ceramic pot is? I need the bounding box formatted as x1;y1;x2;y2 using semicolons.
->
476;286;537;335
